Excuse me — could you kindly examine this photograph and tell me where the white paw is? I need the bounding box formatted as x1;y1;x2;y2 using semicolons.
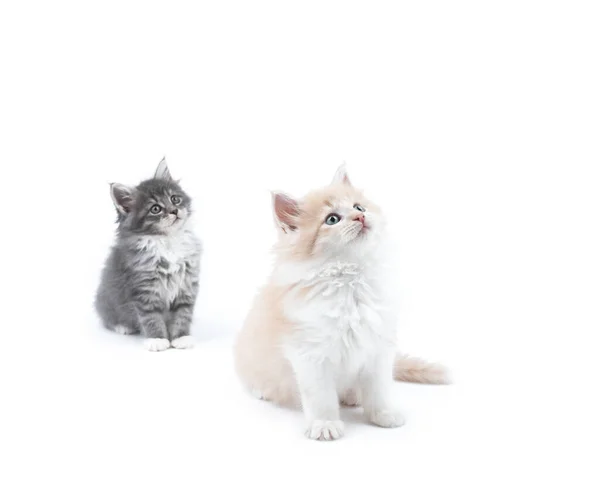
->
368;409;406;428
143;338;170;352
113;324;136;335
170;336;195;349
305;420;344;441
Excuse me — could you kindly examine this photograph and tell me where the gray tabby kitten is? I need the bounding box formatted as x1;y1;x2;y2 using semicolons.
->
95;158;202;351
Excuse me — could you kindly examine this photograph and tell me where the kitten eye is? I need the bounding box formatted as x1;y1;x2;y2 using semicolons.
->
354;204;365;212
325;213;341;225
171;195;182;205
150;205;162;214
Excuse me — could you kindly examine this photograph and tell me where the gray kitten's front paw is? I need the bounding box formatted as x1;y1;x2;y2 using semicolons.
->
170;336;195;349
144;338;170;352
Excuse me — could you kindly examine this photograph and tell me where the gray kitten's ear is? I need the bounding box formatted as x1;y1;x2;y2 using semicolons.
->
271;191;299;233
110;183;135;215
154;156;173;181
331;163;351;186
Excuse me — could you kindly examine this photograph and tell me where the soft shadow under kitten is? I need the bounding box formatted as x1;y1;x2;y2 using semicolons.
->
95;158;202;351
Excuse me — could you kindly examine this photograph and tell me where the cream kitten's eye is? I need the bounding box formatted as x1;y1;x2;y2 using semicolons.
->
150;204;162;214
171;195;182;205
354;204;365;212
325;213;341;225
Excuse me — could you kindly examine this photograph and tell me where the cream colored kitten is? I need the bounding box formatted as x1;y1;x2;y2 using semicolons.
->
234;165;449;440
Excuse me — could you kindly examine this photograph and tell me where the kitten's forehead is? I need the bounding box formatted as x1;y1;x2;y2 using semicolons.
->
137;178;184;200
301;184;368;215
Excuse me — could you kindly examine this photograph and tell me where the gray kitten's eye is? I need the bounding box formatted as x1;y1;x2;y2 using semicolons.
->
171;195;182;205
150;204;162;214
325;213;341;225
354;204;365;212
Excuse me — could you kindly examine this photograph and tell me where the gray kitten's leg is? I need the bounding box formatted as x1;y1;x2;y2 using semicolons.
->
168;263;199;348
96;293;138;335
168;293;197;349
133;296;170;351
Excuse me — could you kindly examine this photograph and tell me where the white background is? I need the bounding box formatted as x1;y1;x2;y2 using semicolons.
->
1;1;599;491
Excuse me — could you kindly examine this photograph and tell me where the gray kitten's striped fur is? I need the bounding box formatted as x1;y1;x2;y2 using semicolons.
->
95;158;202;351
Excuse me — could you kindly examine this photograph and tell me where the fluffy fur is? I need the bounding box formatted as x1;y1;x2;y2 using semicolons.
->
234;165;449;440
95;158;202;351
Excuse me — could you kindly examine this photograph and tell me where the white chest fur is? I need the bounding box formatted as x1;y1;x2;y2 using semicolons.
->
281;261;396;372
135;230;200;304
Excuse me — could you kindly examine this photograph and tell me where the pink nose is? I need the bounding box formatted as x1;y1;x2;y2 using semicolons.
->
354;214;365;225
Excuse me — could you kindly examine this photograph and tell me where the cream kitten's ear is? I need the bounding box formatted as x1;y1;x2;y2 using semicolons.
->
271;191;299;233
331;163;351;186
110;183;135;215
154;156;173;181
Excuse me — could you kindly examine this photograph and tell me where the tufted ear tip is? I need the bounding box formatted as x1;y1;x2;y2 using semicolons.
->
331;162;351;186
154;156;173;181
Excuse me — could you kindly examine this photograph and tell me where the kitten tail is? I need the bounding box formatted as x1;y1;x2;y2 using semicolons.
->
393;353;451;384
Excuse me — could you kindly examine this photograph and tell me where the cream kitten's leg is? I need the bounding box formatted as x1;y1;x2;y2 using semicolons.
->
360;352;405;428
288;355;344;440
340;388;360;407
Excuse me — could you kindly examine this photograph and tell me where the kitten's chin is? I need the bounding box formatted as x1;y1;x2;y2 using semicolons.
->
160;217;188;234
352;224;376;242
170;219;187;231
357;225;371;237
350;226;381;251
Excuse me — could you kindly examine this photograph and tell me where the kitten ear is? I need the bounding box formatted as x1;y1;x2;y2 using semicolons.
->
331;163;351;186
110;183;135;216
271;191;299;233
154;156;173;181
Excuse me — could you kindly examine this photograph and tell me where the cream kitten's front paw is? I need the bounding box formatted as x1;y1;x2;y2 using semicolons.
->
305;420;344;441
144;338;170;352
170;336;195;349
368;409;406;428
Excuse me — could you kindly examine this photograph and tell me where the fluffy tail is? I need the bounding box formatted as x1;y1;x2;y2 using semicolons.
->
393;353;451;384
